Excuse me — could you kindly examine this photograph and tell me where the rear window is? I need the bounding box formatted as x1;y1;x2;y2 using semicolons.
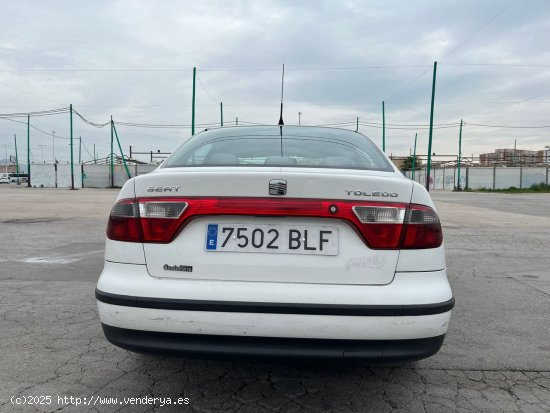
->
162;129;393;172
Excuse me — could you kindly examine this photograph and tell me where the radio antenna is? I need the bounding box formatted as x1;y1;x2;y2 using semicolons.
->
278;63;285;126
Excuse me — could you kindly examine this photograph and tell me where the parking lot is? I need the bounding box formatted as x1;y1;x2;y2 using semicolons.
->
0;186;549;412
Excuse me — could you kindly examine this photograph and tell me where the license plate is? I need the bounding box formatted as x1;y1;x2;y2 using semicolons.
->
205;223;338;255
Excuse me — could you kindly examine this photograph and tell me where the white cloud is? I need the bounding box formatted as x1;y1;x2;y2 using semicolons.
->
1;0;550;163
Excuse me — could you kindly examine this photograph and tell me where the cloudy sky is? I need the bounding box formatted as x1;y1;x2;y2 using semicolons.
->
1;0;550;164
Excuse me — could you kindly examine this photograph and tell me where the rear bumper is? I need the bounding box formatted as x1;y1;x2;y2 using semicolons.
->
97;294;453;343
96;288;454;316
96;262;454;359
101;324;446;362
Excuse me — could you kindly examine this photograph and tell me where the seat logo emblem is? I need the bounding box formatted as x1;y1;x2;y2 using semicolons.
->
269;179;287;196
147;186;180;192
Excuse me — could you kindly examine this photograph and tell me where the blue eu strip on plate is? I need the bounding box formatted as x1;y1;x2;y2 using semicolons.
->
206;224;218;250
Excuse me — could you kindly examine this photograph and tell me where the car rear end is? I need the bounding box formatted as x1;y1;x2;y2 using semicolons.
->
96;126;453;362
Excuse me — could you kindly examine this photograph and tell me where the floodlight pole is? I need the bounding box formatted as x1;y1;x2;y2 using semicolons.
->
191;67;196;135
457;119;463;190
110;115;114;188
70;104;74;190
27;114;31;186
14;134;19;184
382;101;386;152
425;61;437;192
412;132;418;181
112;123;131;179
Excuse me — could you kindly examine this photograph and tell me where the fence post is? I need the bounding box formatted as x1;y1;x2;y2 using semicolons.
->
110;116;114;188
453;166;456;190
457;119;463;190
411;132;417;181
425;61;438;192
382;101;385;152
443;167;446;190
519;166;523;189
493;166;496;190
112;123;131;179
465;166;469;190
14;134;19;184
27;114;31;187
546;167;549;186
425;165;428;187
70;104;74;190
191;67;196;135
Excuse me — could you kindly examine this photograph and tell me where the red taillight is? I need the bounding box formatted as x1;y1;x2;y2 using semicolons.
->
138;200;188;242
401;204;443;249
106;199;141;242
352;206;406;249
106;197;442;249
106;199;187;243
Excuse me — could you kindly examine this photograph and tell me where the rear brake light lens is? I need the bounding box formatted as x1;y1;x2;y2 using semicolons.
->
352;206;406;249
106;199;141;242
401;204;443;249
139;201;188;242
107;200;188;243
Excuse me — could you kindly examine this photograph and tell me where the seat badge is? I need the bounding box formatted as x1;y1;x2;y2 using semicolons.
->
269;179;287;196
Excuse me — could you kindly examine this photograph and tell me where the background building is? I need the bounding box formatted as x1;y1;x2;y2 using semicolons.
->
479;148;547;166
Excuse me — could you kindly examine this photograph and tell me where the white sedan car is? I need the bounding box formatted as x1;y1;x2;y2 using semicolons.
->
96;126;454;361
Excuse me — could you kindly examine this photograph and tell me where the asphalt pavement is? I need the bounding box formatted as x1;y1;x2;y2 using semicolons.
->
0;186;549;412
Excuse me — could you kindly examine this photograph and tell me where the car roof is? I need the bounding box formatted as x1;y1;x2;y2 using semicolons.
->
194;125;370;140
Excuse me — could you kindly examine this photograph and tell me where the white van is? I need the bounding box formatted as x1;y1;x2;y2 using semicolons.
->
0;173;11;184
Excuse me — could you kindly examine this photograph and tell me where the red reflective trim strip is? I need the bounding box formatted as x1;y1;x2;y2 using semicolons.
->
135;197;409;248
106;197;443;249
136;197;408;215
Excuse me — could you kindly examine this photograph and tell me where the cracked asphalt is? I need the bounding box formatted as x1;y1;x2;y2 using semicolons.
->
0;186;549;412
